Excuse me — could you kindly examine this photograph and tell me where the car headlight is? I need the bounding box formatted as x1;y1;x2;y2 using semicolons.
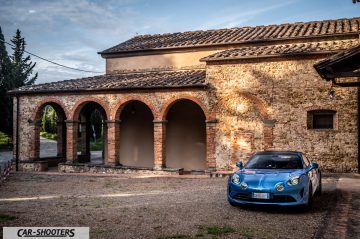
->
231;174;240;184
240;182;248;190
288;176;300;186
275;183;285;192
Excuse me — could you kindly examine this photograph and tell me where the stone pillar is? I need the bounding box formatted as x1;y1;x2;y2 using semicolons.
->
65;120;78;163
105;120;120;166
153;120;167;170
28;119;42;161
56;121;66;157
263;119;275;150
102;121;107;162
79;121;87;155
206;120;217;171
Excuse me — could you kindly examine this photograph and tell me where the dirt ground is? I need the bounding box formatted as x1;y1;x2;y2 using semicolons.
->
0;172;342;239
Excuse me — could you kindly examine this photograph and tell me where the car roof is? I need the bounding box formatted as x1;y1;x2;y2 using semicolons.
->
253;151;303;156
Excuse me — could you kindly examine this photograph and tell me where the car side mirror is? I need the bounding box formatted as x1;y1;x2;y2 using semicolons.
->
236;161;243;169
309;162;318;170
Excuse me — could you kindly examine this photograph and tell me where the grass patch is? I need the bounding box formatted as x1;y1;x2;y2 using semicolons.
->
0;213;17;222
0;131;12;150
40;131;57;140
207;226;236;236
157;235;189;239
77;138;103;151
239;227;256;239
90;139;103;151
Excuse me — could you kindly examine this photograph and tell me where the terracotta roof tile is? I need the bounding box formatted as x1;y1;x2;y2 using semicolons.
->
201;40;359;62
11;70;206;94
314;44;360;79
100;17;360;54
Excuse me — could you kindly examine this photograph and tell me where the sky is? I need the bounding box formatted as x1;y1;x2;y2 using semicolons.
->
0;0;359;84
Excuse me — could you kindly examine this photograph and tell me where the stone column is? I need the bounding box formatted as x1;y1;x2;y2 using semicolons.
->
56;121;66;157
105;120;120;166
206;119;217;171
28;119;42;161
65;120;78;163
153;120;167;170
263;119;275;150
79;121;87;155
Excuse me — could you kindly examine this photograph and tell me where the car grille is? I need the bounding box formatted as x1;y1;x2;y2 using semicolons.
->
234;193;296;203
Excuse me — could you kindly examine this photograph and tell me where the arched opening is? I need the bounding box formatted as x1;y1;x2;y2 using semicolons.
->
119;101;154;168
165;99;206;171
34;102;67;166
76;102;107;164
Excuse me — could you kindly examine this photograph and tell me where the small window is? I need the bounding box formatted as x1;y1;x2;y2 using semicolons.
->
307;110;336;130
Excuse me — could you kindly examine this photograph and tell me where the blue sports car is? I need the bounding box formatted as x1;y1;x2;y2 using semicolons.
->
228;151;321;210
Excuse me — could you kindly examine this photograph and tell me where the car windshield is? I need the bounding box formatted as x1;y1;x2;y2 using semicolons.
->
245;154;303;169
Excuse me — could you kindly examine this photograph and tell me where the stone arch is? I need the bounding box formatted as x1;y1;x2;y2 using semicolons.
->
160;95;212;121
118;100;155;167
237;92;272;121
236;91;274;150
68;99;109;164
111;96;157;120
29;98;68;162
164;99;208;171
33;97;69;120
70;97;110;121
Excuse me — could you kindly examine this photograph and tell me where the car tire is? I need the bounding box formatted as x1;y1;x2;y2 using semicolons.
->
315;175;322;197
303;184;313;212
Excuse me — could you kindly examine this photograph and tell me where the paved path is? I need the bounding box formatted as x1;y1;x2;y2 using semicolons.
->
0;137;103;165
0;150;12;175
315;174;360;239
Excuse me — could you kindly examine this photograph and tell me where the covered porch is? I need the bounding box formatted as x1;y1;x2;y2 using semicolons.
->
10;69;218;175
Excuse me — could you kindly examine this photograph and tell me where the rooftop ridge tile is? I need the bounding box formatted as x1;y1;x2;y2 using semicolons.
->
100;17;360;54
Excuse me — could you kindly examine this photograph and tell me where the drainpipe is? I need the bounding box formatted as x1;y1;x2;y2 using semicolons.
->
15;94;19;171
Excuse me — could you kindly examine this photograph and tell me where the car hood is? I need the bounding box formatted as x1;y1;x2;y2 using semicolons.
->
237;169;304;189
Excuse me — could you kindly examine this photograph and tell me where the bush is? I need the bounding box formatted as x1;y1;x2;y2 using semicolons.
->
40;131;57;140
0;131;12;150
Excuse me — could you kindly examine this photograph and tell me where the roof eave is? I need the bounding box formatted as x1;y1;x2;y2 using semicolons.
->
201;51;339;63
8;84;209;96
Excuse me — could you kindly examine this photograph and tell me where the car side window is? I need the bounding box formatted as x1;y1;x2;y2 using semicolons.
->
302;155;310;168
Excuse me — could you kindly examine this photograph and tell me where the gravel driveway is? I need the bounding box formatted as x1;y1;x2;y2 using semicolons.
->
0;173;341;239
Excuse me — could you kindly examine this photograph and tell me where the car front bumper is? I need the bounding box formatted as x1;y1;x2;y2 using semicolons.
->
227;181;309;206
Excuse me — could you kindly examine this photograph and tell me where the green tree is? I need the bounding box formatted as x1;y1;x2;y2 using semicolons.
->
41;106;58;134
0;28;37;136
11;29;37;87
90;109;103;140
0;27;13;135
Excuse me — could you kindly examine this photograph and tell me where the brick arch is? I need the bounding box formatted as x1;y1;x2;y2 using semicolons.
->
33;97;69;120
234;92;274;150
160;95;212;120
237;92;272;121
111;96;158;120
29;97;68;161
70;97;110;120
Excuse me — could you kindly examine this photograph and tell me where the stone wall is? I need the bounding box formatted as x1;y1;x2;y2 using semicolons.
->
14;38;359;173
206;56;358;172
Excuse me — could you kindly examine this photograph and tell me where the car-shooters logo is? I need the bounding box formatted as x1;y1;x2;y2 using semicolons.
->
3;227;89;239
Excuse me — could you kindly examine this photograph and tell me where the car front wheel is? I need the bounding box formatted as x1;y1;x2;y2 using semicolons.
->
302;184;313;211
315;175;322;197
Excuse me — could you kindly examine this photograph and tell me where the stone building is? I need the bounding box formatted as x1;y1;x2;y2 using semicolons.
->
10;17;360;173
